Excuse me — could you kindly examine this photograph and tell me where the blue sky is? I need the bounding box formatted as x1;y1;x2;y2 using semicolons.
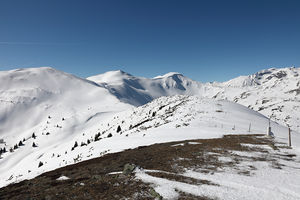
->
0;0;299;82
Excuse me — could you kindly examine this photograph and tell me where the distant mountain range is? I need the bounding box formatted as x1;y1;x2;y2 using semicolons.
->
88;67;300;131
0;66;299;188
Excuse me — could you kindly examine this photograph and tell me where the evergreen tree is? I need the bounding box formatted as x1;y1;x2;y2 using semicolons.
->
32;133;36;139
116;125;121;133
32;142;37;147
18;141;23;146
152;111;156;117
74;141;78;148
38;161;43;167
94;133;101;141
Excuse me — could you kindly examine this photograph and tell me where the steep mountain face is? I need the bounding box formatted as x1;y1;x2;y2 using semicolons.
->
88;67;300;132
87;70;203;106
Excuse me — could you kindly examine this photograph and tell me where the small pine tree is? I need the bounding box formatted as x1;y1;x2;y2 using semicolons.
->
32;142;37;147
32;133;36;139
23;138;25;142
116;125;121;133
94;133;101;141
2;147;6;153
107;133;113;138
14;144;18;149
18;141;23;146
9;147;13;152
38;161;43;168
152;111;156;117
74;141;78;148
87;139;90;144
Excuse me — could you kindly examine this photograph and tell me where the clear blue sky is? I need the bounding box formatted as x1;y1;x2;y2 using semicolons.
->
0;0;299;82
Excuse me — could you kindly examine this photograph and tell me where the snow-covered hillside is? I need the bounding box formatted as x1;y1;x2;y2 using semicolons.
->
209;67;300;132
1;94;298;188
0;67;131;139
0;67;132;186
88;67;300;132
0;66;300;192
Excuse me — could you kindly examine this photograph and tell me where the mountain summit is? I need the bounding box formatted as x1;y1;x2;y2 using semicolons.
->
88;70;202;106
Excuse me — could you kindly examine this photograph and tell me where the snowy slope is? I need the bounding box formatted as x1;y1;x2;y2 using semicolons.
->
0;67;132;186
208;67;300;132
88;67;300;132
0;66;300;192
1;94;299;188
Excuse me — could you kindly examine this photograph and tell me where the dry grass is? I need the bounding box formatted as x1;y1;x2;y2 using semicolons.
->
0;134;294;200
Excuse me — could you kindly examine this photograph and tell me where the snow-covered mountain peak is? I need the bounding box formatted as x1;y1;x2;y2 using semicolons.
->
209;66;300;132
88;70;202;106
0;66;96;92
0;67;131;142
222;66;299;88
154;72;183;79
87;70;134;85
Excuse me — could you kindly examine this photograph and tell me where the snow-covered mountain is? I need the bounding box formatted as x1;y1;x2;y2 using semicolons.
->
0;67;132;175
88;67;300;132
87;70;203;106
0;66;300;190
208;67;300;132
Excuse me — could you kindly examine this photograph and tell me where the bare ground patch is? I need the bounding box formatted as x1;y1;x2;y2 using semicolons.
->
0;134;296;200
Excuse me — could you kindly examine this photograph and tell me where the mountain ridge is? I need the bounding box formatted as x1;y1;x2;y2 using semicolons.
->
0;66;300;189
87;66;300;132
